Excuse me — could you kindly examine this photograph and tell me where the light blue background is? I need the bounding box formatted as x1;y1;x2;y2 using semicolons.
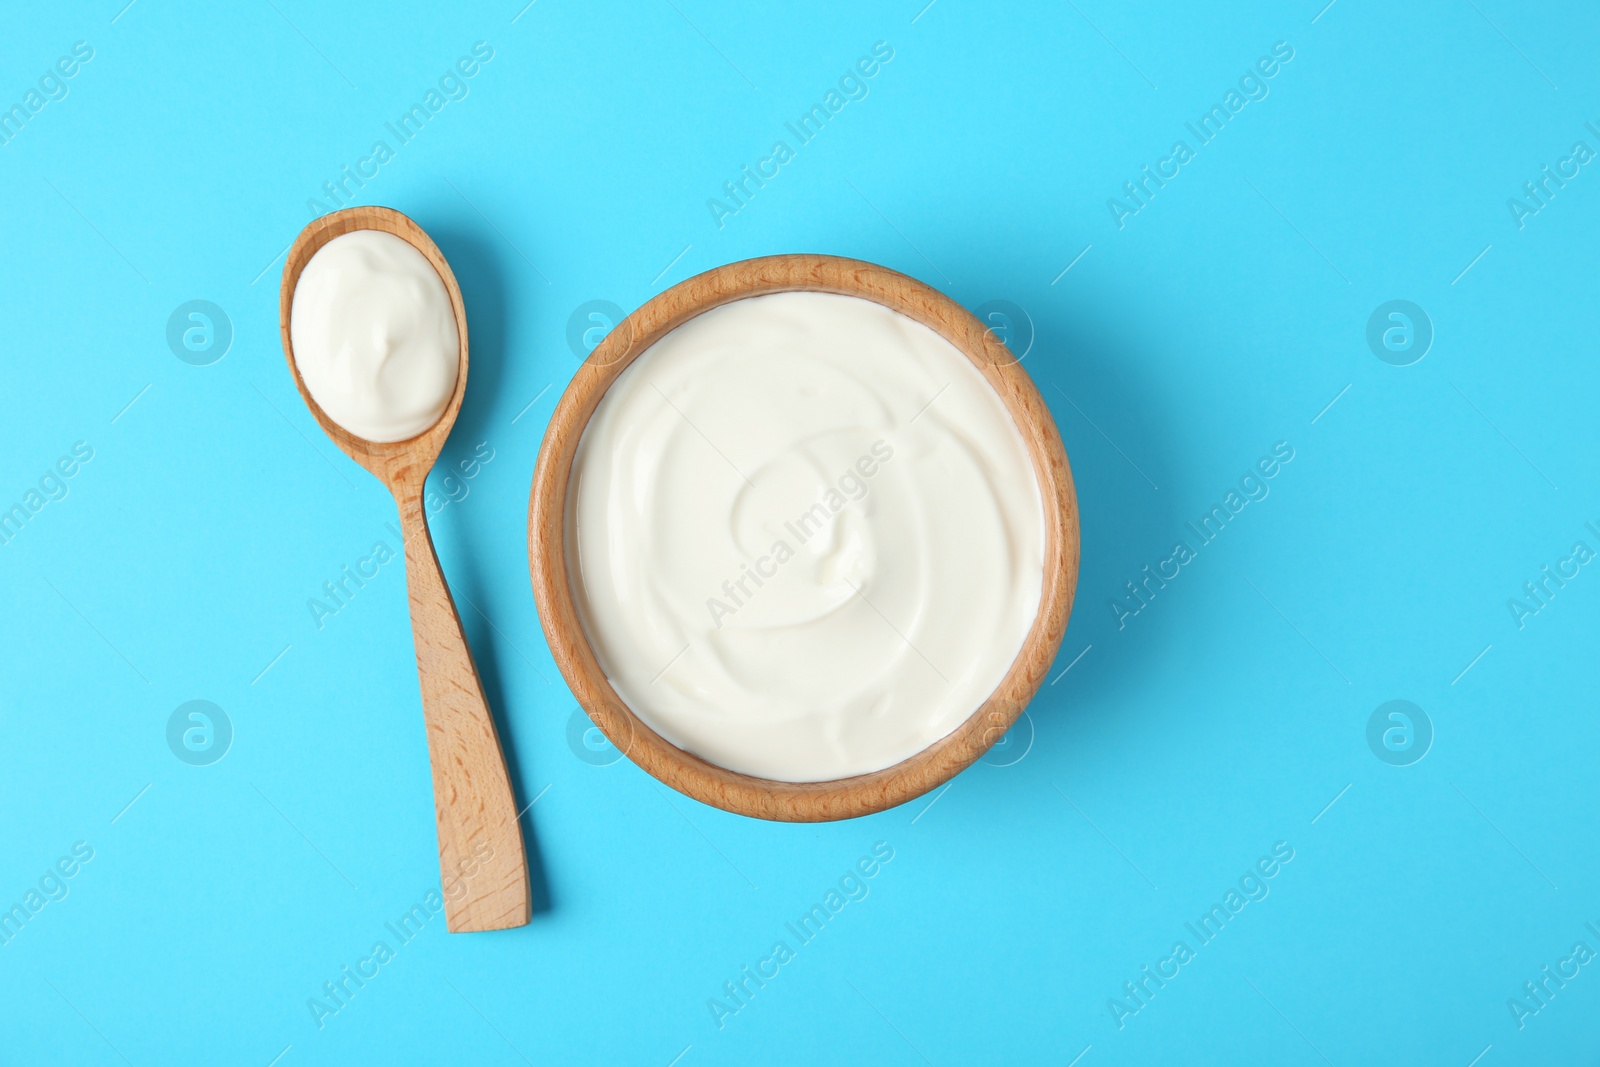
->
1;1;1596;1063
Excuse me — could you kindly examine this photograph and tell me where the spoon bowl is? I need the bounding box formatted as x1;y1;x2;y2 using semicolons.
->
280;207;469;488
280;205;531;932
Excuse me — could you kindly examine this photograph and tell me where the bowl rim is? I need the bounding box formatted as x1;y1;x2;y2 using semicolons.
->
528;253;1079;822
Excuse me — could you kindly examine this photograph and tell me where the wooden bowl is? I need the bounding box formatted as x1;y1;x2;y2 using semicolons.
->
529;254;1079;822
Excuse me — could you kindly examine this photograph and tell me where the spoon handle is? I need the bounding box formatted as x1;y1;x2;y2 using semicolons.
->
396;491;531;932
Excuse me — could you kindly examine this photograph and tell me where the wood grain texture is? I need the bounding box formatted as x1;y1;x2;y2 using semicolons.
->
529;254;1080;822
280;205;530;932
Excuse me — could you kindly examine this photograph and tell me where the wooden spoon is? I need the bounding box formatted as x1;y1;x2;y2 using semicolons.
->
279;205;530;932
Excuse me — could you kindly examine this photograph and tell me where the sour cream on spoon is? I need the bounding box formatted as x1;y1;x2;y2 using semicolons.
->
289;229;459;443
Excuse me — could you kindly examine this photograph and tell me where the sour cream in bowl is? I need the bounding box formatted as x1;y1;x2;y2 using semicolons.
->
530;255;1079;821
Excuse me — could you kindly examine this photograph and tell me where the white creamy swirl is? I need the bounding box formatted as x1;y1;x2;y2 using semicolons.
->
289;230;458;443
568;291;1044;782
